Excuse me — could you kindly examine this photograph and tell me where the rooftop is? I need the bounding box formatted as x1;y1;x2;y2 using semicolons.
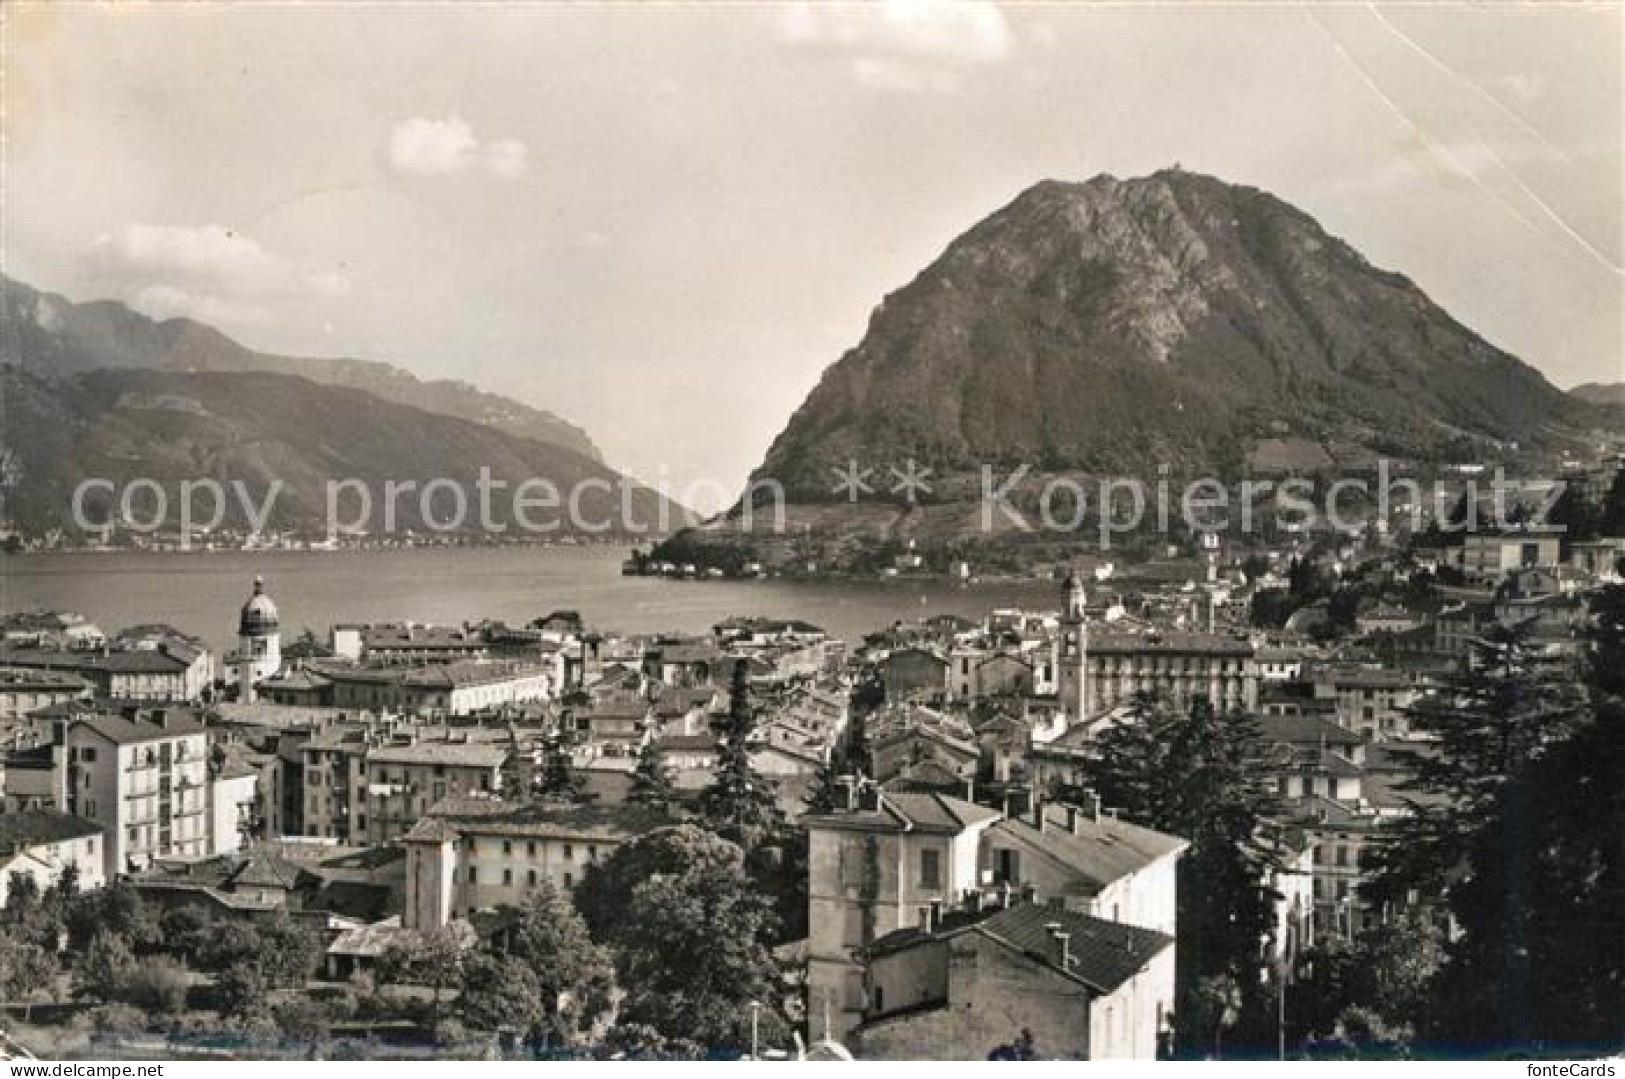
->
987;804;1188;895
0;809;103;852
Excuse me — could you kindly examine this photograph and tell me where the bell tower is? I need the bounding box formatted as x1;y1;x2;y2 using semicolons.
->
236;574;282;703
1057;569;1089;720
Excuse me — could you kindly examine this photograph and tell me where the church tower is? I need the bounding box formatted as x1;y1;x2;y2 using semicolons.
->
1057;569;1089;720
236;575;281;703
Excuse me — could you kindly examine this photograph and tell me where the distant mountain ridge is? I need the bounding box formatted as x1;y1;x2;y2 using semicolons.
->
748;168;1608;501
0;274;604;462
1571;382;1625;408
2;367;689;539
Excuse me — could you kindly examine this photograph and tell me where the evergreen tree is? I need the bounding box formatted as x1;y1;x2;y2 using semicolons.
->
698;664;782;847
627;737;676;810
1366;615;1622;1052
1600;470;1625;537
537;732;584;803
1081;692;1283;1057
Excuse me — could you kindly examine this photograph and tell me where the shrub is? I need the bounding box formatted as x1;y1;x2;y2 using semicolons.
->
119;957;190;1015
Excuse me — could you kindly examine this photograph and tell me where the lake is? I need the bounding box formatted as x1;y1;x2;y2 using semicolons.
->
0;546;1062;654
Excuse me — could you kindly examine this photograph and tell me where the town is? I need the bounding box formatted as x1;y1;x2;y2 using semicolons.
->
1;453;1622;1061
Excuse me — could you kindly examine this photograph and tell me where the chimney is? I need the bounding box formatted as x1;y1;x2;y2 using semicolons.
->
1033;795;1046;833
835;774;857;811
1064;805;1080;834
963;777;975;803
1052;929;1072;969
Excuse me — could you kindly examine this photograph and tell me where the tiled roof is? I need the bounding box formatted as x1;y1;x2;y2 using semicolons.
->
1253;713;1365;747
809;791;1001;835
74;711;207;744
227;850;307;890
411;799;678;843
969;903;1174;994
368;741;508;768
0;809;103;852
987;805;1187;895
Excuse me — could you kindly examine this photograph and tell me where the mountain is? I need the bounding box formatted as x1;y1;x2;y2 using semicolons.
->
750;169;1606;501
1570;382;1625;408
1;367;690;540
0;274;604;462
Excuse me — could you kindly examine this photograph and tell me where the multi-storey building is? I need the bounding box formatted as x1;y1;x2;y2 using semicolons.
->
804;783;1002;1039
62;709;212;879
401;800;675;929
0;641;213;702
0;668;91;721
363;739;508;844
1056;574;1257;719
0;809;106;906
1312;665;1418;740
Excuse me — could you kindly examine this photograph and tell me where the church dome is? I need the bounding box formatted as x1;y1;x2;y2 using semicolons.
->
239;575;280;635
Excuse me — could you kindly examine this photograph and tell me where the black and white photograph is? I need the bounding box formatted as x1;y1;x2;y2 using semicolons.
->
0;0;1621;1065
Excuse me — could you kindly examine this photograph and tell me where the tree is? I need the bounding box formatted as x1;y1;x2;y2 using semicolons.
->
65;882;161;954
487;881;617;1044
197;912;323;1017
537;732;584;803
457;953;550;1041
1367;611;1621;1051
1081;693;1283;1057
698;664;783;848
1289;910;1444;1049
581;824;786;1052
73;930;135;1003
626;737;676;810
1186;974;1242;1059
0;930;57;1018
119;957;190;1015
379;926;466;1010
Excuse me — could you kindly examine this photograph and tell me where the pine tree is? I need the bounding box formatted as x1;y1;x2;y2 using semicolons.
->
627;737;676;809
537;732;584;803
1081;692;1283;1057
698;663;783;848
1365;615;1621;1051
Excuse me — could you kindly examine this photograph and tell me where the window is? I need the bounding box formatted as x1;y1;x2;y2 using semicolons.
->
468;867;478;884
82;747;97;762
527;841;537;857
563;872;573;887
503;869;513;885
564;843;574;860
528;869;538;886
919;848;941;890
502;840;512;856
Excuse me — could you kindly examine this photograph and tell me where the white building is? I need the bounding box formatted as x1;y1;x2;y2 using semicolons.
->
235;576;283;703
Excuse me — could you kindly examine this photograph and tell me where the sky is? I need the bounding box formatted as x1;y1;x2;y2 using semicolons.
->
5;2;1621;513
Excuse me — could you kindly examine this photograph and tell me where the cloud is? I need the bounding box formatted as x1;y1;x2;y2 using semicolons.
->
88;223;350;327
129;284;273;327
386;116;529;178
778;0;1014;92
